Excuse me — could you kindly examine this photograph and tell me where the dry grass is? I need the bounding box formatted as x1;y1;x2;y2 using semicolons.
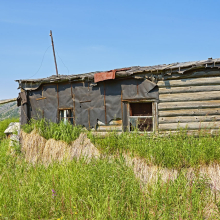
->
20;129;220;195
20;130;100;165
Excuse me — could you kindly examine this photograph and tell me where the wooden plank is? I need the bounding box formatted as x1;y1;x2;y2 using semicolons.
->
159;115;220;124
0;98;16;105
160;91;220;102
92;131;123;136
158;100;220;110
157;76;220;88
159;121;220;130
160;69;220;81
159;108;220;117
159;84;220;94
36;97;46;101
97;120;122;126
159;129;220;136
96;125;122;131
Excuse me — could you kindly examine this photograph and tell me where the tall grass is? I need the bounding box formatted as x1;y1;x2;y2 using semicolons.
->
22;118;83;144
0;139;216;219
0;117;19;140
22;119;220;169
89;129;220;169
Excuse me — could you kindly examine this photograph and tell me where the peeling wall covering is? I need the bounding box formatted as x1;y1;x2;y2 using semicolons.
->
19;78;158;130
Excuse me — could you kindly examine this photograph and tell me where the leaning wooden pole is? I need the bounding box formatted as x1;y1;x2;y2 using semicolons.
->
0;98;17;105
49;30;59;76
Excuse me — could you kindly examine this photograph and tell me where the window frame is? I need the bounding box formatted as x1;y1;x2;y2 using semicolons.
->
127;100;158;132
58;108;74;125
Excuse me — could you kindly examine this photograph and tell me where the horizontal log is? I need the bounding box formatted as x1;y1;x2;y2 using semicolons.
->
160;91;220;102
159;129;220;136
159;84;220;94
96;125;122;131
159;108;220;117
92;132;123;136
0;98;16;105
160;69;220;81
158;100;220;110
159;115;220;124
159;121;220;130
97;120;122;126
158;76;220;88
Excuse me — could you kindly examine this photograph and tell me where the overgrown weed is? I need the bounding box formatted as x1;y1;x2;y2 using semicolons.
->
89;128;220;169
0;139;218;219
22;118;83;144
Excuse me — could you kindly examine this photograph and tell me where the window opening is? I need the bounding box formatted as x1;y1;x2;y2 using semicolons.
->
59;109;74;125
129;102;153;131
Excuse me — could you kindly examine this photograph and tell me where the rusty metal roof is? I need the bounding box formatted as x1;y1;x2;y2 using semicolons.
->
16;58;220;90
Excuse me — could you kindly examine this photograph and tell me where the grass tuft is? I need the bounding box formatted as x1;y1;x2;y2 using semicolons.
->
89;129;220;169
22;118;83;144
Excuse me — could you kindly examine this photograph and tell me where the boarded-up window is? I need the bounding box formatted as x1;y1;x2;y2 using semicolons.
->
129;103;153;131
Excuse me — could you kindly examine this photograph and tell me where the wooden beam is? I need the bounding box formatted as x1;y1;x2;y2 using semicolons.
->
159;121;220;130
97;120;122;126
158;100;220;110
159;108;220;117
96;125;122;131
159;91;220;102
159;84;220;94
0;98;16;105
157;76;220;88
159;115;220;124
36;97;46;101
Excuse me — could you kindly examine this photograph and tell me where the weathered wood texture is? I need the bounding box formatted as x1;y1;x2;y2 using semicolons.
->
0;98;16;105
158;76;220;88
159;121;220;130
96;119;122;131
160;91;220;102
96;126;122;131
159;85;220;94
158;100;220;110
159;115;220;124
159;108;220;117
158;74;220;131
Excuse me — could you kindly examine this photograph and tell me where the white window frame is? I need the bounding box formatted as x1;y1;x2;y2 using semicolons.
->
59;108;74;125
127;100;158;132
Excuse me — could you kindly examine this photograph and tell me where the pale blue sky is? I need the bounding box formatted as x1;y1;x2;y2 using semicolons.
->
1;0;220;99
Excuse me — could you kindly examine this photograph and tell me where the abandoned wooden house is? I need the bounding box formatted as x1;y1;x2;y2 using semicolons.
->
16;58;220;133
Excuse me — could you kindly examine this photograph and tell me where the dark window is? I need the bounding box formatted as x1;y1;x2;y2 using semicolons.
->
129;103;153;132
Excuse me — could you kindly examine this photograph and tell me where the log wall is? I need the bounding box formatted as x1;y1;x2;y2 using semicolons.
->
157;75;220;131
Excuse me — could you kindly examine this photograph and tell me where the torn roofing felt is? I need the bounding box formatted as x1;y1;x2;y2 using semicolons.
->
19;78;158;128
16;58;220;91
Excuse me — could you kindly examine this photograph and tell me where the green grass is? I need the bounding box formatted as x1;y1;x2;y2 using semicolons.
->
22;119;220;169
22;118;83;144
89;130;220;169
0;117;19;140
0;139;217;219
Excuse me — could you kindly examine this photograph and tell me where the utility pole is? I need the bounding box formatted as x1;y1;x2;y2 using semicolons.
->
49;30;59;76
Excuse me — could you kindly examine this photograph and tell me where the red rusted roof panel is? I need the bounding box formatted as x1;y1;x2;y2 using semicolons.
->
94;68;131;83
94;70;116;83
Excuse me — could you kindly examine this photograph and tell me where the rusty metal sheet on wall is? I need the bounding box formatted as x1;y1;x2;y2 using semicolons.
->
94;70;116;83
